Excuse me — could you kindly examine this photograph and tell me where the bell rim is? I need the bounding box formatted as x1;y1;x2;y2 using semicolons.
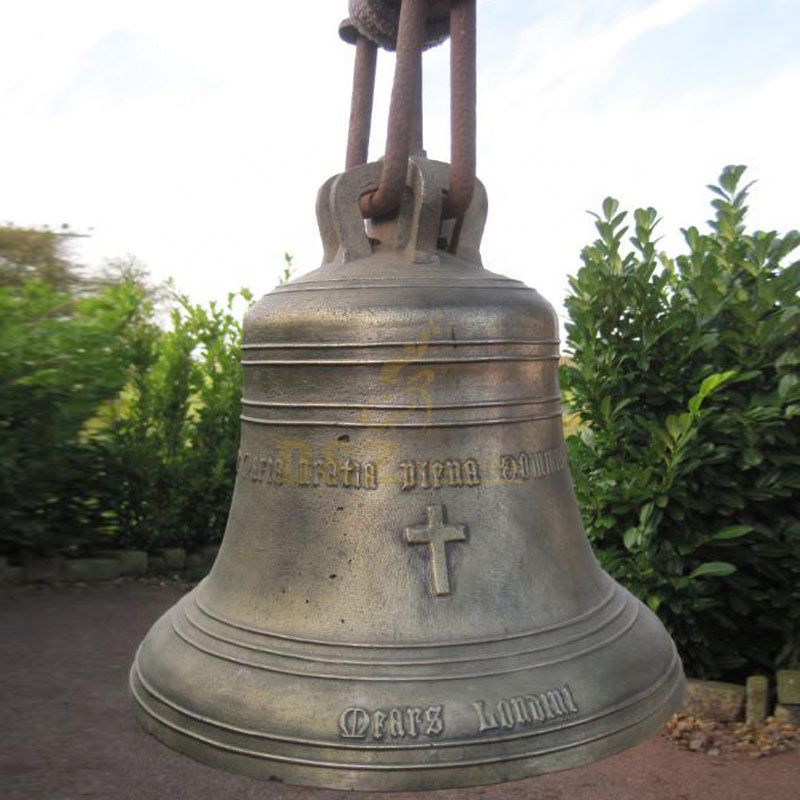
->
131;644;681;750
130;580;684;791
130;652;684;791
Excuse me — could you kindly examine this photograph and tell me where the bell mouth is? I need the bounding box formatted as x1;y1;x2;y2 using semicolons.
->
131;579;683;792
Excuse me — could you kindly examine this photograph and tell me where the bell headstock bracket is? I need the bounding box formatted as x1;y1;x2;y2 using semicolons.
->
316;156;487;268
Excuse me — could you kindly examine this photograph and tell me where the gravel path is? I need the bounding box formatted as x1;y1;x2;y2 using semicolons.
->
2;582;798;800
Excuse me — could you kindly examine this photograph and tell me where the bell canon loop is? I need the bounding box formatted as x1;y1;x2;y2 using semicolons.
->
130;2;684;792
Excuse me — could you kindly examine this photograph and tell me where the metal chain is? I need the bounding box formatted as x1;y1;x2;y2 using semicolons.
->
340;0;476;222
358;0;427;218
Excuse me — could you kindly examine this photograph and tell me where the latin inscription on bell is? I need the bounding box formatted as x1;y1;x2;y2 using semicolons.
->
237;446;568;492
472;683;579;733
339;705;445;740
399;458;481;490
237;450;378;490
336;685;578;743
499;444;568;482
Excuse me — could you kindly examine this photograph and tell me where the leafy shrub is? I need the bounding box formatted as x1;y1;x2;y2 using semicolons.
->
0;223;253;556
562;166;800;679
98;290;250;551
0;274;148;554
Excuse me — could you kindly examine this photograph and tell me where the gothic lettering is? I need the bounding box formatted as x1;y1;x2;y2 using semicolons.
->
337;705;445;740
472;684;579;735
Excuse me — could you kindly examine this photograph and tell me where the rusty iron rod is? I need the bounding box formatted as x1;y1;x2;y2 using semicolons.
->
346;36;379;170
409;50;424;155
360;0;427;218
442;0;476;220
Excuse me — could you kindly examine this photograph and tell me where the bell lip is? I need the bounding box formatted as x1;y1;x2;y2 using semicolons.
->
129;587;685;792
130;659;683;792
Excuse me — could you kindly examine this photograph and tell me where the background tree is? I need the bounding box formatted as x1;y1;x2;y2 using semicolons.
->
0;223;83;290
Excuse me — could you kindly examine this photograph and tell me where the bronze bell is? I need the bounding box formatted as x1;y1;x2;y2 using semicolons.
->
131;1;683;791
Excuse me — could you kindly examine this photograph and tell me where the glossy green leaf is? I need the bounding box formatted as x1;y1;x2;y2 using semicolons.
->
710;525;753;541
688;562;737;579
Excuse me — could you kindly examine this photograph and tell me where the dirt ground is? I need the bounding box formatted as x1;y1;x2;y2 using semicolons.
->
1;582;798;800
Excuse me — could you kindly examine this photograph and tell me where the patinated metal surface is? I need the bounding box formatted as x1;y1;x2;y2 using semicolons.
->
130;156;685;791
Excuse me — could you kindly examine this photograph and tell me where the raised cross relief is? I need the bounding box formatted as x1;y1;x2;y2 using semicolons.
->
404;504;467;597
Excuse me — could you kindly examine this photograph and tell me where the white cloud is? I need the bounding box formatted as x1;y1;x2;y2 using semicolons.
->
506;0;715;106
476;0;799;325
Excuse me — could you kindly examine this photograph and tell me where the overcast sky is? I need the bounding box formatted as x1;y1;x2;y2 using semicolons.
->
2;0;798;323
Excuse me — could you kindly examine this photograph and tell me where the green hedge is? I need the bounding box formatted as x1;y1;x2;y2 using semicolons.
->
0;249;250;556
98;288;250;552
0;275;145;553
561;166;800;679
